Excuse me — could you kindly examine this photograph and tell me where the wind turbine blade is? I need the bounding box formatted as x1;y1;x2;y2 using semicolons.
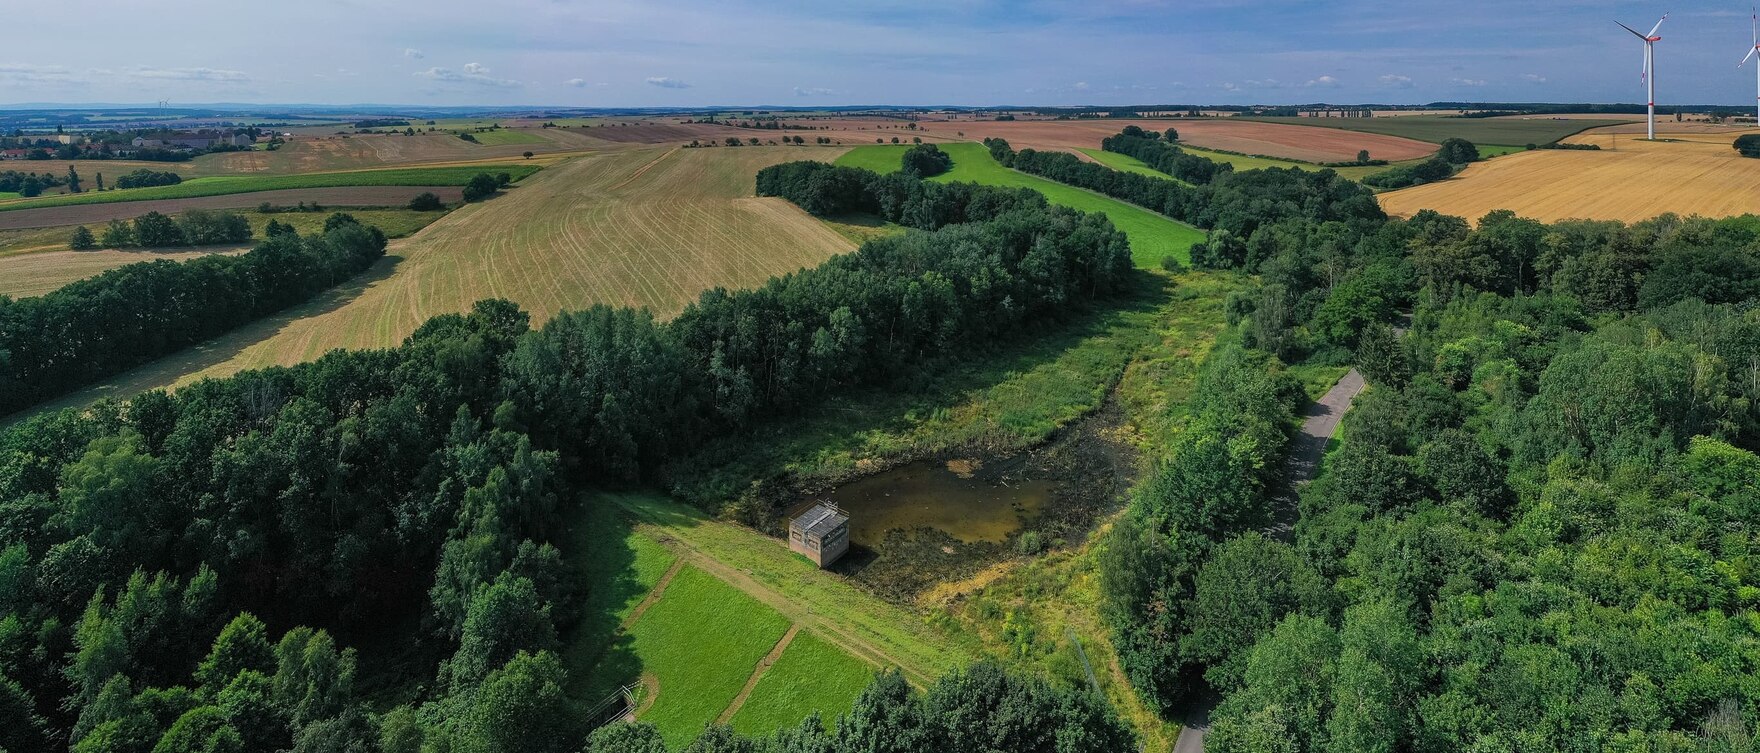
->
1647;14;1669;37
1745;47;1758;67
1617;20;1649;39
1753;6;1757;44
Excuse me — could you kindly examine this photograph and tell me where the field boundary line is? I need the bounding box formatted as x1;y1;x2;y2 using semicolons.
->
621;558;687;629
718;624;801;723
627;523;941;687
610;147;681;191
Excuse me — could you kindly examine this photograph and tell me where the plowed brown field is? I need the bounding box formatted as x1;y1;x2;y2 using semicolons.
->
954;119;1437;163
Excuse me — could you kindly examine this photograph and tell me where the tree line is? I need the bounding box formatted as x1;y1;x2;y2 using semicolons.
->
0;215;388;416
72;209;253;251
0;168;1135;751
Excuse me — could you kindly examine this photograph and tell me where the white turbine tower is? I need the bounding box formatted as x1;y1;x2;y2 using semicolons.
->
1617;13;1668;140
1743;7;1760;126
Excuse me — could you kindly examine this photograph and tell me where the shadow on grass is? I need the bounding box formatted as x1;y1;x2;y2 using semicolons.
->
1;254;404;428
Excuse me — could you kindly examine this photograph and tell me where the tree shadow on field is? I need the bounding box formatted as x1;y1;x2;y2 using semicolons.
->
561;499;654;714
0;255;404;428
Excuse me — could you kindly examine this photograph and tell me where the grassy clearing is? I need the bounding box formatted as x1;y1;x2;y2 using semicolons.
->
561;502;679;701
0;165;539;212
729;632;875;736
1241;115;1623;146
1077;148;1187;181
1287;363;1353;401
0;209;447;299
619;566;792;749
669;272;1240;501
835;142;1204;268
612;492;976;685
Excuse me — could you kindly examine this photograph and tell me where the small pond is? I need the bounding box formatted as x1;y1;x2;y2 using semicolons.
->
813;457;1054;547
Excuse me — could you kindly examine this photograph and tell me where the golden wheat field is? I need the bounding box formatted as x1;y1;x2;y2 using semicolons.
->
1379;128;1760;224
17;146;854;414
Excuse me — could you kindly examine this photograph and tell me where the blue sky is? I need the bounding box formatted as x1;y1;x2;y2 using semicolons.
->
3;0;1758;106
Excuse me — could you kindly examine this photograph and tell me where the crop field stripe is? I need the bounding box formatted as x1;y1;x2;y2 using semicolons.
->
1238;114;1632;146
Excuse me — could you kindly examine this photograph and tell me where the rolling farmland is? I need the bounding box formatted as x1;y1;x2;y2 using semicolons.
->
1243;114;1632;146
13;147;855;412
958;118;1437;163
835;142;1205;267
1379;130;1760;224
0;209;445;298
0;164;536;212
0;186;464;230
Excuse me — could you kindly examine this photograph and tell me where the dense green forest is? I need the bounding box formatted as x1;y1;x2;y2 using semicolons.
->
1013;128;1760;751
0;215;389;417
0;173;1134;751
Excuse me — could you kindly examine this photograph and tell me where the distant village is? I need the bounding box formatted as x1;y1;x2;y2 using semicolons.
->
0;127;267;161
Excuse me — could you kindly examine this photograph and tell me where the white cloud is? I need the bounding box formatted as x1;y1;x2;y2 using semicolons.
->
646;76;690;89
1450;77;1486;86
793;86;836;96
1305;75;1340;88
1521;73;1547;83
0;63;76;83
1378;74;1414;88
403;48;425;60
1072;81;1091;91
124;66;249;82
415;64;520;89
565;78;587;87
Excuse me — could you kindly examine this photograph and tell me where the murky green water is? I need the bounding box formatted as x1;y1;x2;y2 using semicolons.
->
817;458;1053;547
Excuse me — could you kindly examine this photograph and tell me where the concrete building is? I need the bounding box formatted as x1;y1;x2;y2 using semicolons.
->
788;502;849;568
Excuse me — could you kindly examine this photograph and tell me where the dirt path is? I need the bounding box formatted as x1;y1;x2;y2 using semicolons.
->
610;147;679;191
718;624;801;723
621;558;685;629
1177;367;1366;753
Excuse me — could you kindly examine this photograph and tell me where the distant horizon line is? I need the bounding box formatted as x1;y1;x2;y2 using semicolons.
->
2;100;1756;113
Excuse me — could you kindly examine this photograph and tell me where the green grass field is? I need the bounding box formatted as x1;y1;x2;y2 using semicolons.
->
835;142;1204;267
623;566;793;749
613;492;976;684
1077;148;1186;180
0;165;540;212
1241;115;1626;147
729;632;875;736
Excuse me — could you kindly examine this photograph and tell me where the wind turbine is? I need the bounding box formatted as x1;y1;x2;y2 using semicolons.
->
1743;7;1760;126
1617;13;1668;140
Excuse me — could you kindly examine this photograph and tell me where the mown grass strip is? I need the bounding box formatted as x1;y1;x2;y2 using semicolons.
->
623;565;792;749
729;631;875;736
834;142;1204;268
0;164;541;212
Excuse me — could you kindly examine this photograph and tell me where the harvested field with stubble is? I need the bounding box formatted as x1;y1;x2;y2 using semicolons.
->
15;147;856;412
1378;130;1760;224
0;209;446;298
0;186;464;230
957;119;1437;163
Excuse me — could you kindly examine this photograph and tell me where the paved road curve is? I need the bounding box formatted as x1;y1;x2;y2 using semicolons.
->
1172;367;1367;753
